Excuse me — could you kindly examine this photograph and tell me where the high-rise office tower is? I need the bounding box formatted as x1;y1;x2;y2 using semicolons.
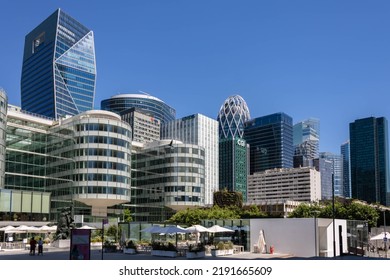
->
293;118;320;167
313;157;333;200
217;95;250;139
341;141;352;198
217;95;250;199
350;117;390;206
319;152;344;198
161;114;219;205
21;9;96;119
244;112;294;174
101;93;176;124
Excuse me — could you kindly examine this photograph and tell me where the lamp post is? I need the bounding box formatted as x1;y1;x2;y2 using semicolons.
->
332;175;336;258
383;209;387;258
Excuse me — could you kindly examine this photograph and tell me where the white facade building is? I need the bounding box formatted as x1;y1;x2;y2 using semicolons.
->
247;167;321;203
161;114;219;205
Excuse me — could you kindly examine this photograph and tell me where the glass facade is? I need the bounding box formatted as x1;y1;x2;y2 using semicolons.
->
219;138;248;201
21;9;96;119
320;152;344;198
217;95;250;139
350;117;390;206
244;113;294;174
0;89;7;188
341;141;352;198
101;93;176;124
131;140;205;222
161;114;219;205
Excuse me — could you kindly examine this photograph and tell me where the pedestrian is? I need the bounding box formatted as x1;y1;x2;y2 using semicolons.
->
37;238;43;255
29;237;37;256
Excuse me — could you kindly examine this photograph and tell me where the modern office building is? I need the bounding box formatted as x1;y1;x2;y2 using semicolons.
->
131;140;205;222
161;114;218;205
320;152;344;198
217;95;250;201
121;107;160;143
350;117;390;206
341;141;352;198
219;137;248;200
217;95;251;139
247;167;321;203
244;112;294;174
21;9;96;119
101;93;176;124
1;105;132;222
293;118;320;168
313;157;333;200
0;89;7;188
51;110;132;218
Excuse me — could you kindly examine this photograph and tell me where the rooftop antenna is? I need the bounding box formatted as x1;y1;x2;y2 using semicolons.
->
138;90;151;96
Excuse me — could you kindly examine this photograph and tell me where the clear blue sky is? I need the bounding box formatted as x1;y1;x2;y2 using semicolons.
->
1;0;390;154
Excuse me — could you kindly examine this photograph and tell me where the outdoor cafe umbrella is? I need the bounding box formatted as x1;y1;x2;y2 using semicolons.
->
78;225;97;230
207;225;234;233
157;226;189;247
140;225;162;234
186;225;210;233
370;232;390;241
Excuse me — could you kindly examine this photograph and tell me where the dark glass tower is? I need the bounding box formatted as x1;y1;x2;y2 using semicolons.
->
101;93;176;124
21;9;96;119
350;117;390;206
244;112;294;174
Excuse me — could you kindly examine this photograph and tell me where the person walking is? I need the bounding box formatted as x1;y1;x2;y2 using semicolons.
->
37;238;43;255
29;237;37;256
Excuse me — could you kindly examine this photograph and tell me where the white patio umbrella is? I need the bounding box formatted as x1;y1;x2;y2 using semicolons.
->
0;225;16;232
370;232;390;241
15;225;40;233
78;225;97;230
207;225;234;233
38;225;57;232
186;225;210;233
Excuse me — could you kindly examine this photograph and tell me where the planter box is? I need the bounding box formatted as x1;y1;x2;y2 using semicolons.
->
123;248;136;254
186;251;206;259
151;250;177;258
211;249;234;257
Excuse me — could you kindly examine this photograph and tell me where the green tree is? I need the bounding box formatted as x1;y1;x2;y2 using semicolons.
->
288;203;322;218
123;208;133;222
214;189;243;208
240;205;267;218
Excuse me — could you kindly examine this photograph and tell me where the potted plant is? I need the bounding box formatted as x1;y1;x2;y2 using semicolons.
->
123;240;137;254
211;241;226;257
224;241;234;255
186;243;206;259
151;242;178;258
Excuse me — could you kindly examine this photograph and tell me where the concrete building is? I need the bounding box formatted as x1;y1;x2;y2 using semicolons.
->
161;114;218;205
247;167;321;203
120;107;160;143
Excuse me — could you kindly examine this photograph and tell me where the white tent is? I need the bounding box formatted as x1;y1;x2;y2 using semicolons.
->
78;225;97;230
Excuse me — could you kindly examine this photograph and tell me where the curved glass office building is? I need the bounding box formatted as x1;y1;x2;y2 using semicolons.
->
101;93;176;124
217;95;250;139
49;110;132;217
0;89;7;188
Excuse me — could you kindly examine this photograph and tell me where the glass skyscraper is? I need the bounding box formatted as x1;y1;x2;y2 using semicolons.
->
319;152;344;198
293;118;320;167
341;141;351;198
217;95;250;199
101;93;176;124
244;112;294;174
21;9;96;119
350;117;390;206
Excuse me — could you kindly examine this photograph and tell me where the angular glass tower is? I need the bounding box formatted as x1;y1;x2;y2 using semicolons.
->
21;9;96;119
341;141;352;198
350;117;390;206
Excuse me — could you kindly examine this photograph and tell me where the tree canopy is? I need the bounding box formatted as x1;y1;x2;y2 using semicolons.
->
288;200;380;228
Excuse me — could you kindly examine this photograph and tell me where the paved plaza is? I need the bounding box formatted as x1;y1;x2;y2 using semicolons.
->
0;246;385;260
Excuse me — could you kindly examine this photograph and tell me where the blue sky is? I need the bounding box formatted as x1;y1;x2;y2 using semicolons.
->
1;0;389;154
